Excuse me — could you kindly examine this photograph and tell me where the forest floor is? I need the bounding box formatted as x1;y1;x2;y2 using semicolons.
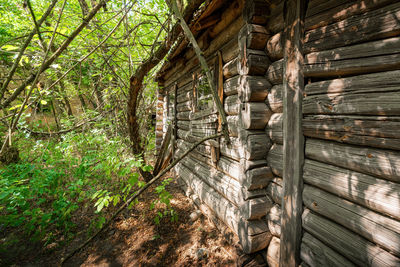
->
2;179;246;266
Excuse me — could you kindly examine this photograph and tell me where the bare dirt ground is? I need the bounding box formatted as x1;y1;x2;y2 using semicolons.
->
1;179;262;266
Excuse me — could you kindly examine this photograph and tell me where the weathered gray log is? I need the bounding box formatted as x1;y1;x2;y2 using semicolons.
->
238;49;270;76
189;108;218;120
266;178;282;205
303;115;400;150
266;144;283;177
238;75;271;102
217;156;242;181
191;127;217;136
182;156;244;206
240;102;272;129
304;36;400;78
242;166;274;190
176;80;193;95
266;32;283;60
239;23;270;50
227;115;239;137
190;114;218;125
266;113;283;144
220;137;242;161
243;133;271;160
223;75;240;96
303;158;400;220
223;57;239;79
266;84;283;113
177;90;192;103
241;187;267;201
268;1;400;60
304;2;400;53
302;209;400;267
190;120;218;129
243;0;270;25
266;59;283;85
176;100;192;112
177;111;190;120
305;0;396;31
304;185;400;257
267;204;281;237
240;197;273;220
305;70;400;96
176;163;271;253
266;236;280;267
305;138;400;182
301;232;355;267
224;94;240;115
240;158;268;173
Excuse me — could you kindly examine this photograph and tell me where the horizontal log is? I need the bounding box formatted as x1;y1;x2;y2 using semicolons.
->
266;84;283;113
267;144;283;177
177;120;190;130
243;133;271;160
189;108;218;120
303;159;400;220
242;166;274;191
224;94;240;115
305;70;400;96
177;111;190;120
268;1;400;60
304;36;400;78
267;204;281;237
301;232;355;267
306;138;400;182
183;156;243;205
239;24;269;51
266;113;283;144
190;114;218;125
304;2;400;53
220;137;242;161
303;115;400;150
238;75;271;102
176;163;270;253
302;209;400;267
266;59;283;85
240;158;268;173
223;75;240;96
223;57;239;79
243;0;270;25
218;156;242;181
240;197;273;220
266;178;282;205
240;102;272;129
304;185;400;257
265;0;284;34
227;115;239;137
266;236;280;267
176;100;192;112
238;49;270;76
177;90;192;104
241;187;268;201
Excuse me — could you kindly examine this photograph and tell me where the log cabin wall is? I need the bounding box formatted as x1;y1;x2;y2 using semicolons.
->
265;0;400;266
156;0;400;263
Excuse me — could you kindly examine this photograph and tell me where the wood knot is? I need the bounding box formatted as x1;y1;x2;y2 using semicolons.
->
312;201;318;208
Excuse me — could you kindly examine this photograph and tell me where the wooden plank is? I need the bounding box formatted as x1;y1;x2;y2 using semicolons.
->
280;1;306;265
303;185;400;257
304;36;400;78
303;159;400;220
302;209;400;267
300;232;355;267
217;50;224;131
305;138;400;182
303;115;400;150
238;75;271;102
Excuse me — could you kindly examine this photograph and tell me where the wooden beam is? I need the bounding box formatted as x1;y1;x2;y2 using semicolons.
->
280;0;307;266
